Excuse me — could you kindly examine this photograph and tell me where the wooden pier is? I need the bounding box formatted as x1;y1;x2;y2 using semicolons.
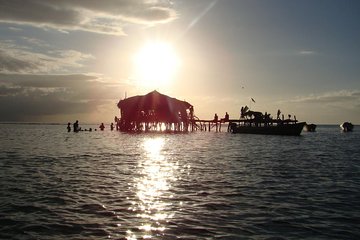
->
192;119;237;132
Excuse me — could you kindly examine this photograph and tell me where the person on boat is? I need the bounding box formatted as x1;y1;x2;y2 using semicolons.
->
99;123;105;131
277;109;281;120
73;120;79;132
110;123;114;131
264;112;270;126
67;122;71;132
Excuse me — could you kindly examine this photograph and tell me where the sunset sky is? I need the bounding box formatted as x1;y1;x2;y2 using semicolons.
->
0;0;359;124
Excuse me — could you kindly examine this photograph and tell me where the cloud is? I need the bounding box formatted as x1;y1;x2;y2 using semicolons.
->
0;0;177;36
0;73;125;121
289;90;360;106
8;26;23;32
21;37;49;47
297;50;316;55
0;73;95;89
275;90;360;124
0;41;93;74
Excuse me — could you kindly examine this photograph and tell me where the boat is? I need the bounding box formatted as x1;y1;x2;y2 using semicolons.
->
304;123;317;132
229;106;305;136
229;120;306;136
340;122;354;132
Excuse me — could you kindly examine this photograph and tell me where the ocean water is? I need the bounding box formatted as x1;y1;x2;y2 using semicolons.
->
0;124;359;240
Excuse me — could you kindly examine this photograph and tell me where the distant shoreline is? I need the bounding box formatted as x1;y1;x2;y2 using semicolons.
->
0;122;98;126
0;122;352;126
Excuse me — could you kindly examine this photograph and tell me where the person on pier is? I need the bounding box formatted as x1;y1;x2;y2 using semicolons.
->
225;112;229;121
221;112;229;123
213;113;218;122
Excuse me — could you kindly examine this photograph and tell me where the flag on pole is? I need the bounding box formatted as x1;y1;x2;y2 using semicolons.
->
251;98;256;103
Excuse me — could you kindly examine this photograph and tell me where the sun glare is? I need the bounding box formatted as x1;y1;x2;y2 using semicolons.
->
133;41;180;88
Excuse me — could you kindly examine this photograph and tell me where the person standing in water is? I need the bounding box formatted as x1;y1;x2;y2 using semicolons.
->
99;123;105;131
67;122;71;132
73;120;79;132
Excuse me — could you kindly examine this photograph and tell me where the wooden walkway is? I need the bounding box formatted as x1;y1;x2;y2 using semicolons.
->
192;119;238;132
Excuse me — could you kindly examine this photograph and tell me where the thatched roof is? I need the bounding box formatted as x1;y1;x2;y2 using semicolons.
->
117;90;192;113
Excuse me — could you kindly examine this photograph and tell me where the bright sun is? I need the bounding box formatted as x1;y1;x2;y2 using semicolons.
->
133;41;180;88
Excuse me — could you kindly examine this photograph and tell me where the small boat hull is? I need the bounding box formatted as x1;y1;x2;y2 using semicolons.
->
230;122;306;136
304;123;317;132
340;122;354;132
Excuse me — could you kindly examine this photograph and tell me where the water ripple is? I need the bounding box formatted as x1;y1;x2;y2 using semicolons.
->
0;124;359;239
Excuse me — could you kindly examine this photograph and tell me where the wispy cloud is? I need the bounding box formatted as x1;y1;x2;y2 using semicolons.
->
0;0;177;36
21;37;49;47
8;26;22;32
297;50;316;55
0;41;93;74
0;73;125;121
289;90;360;105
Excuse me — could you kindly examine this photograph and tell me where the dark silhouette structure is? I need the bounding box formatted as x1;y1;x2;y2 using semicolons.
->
229;106;305;136
340;122;354;132
73;120;79;132
117;90;194;132
304;123;317;132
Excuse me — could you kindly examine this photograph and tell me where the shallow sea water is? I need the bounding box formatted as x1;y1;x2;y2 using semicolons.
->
0;124;359;239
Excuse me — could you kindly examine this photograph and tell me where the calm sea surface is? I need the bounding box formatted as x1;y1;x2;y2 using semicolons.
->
0;124;359;240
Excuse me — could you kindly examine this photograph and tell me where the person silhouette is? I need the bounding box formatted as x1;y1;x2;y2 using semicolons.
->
73;120;79;132
99;123;105;131
214;113;218;122
221;112;229;123
67;122;71;132
110;123;114;131
224;112;229;121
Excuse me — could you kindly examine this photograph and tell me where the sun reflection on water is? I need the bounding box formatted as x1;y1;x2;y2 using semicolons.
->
127;137;178;239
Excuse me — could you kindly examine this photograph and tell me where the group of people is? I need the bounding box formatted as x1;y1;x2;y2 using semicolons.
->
213;112;230;122
98;122;115;131
67;120;115;132
67;120;81;132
